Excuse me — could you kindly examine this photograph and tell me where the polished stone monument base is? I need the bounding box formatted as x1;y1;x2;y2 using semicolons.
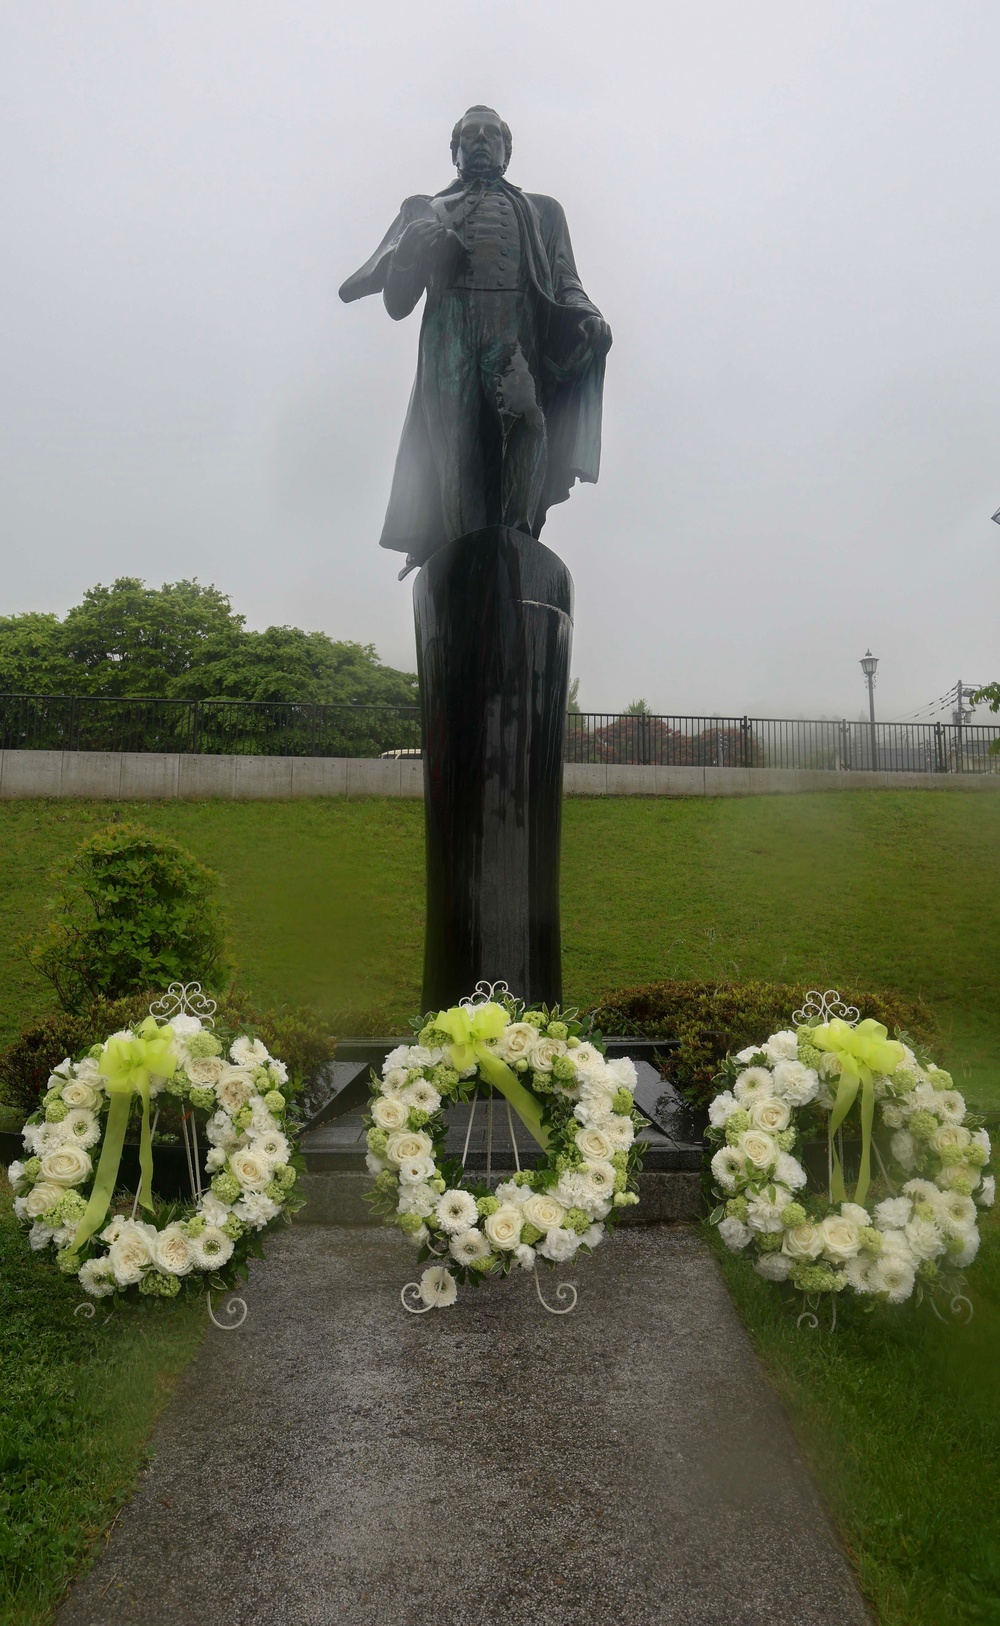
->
413;525;573;1011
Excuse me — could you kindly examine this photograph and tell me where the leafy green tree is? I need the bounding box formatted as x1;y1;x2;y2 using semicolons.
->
0;612;79;694
626;697;651;715
25;822;230;1014
180;625;418;706
62;578;242;696
567;677;582;714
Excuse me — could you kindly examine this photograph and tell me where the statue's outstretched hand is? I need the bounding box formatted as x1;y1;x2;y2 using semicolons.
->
580;315;613;356
393;218;449;272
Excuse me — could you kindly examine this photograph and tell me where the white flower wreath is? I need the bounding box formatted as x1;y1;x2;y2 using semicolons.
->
706;994;994;1313
365;991;645;1310
7;996;303;1306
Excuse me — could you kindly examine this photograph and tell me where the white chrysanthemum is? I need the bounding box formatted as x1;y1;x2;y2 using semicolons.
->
514;1243;537;1270
603;1114;635;1152
890;1129;917;1171
733;1067;773;1105
397;1156;436;1186
950;1227;980;1268
763;1031;799;1063
23;1121;69;1157
418;1264;457;1307
567;1041;604;1075
234;1192;281;1228
870;1256;916;1304
746;1184;792;1233
710;1146;747;1193
396;1182;437;1217
155;1223;195;1276
249;1129;289;1169
771;1060;820;1107
580;1160;616;1200
579;1070;617;1103
910;1082;942;1116
717;1216;752;1251
189;1225;235;1269
230;1036;270;1067
874;1197;913;1230
774;1152;807;1191
754;1251;793;1282
78;1257;116;1297
12;1196;28;1221
537;1226;579;1263
933;1090;967;1125
879;1228;916;1265
938;1192;977;1231
247;1096;274;1133
976;1175;995;1208
449;1226;491;1265
843;1256;880;1295
381;1067;410;1096
58;1109;100;1150
708;1091;739;1129
205;1109;239;1149
435;1189;479;1234
400;1079;442;1114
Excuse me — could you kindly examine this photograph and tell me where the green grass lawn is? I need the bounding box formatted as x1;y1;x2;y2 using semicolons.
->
1;790;998;1104
0;1184;205;1625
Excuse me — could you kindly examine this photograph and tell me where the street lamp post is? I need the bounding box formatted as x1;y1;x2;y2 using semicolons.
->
860;650;879;771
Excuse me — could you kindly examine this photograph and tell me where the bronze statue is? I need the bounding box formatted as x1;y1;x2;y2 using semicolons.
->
340;105;612;577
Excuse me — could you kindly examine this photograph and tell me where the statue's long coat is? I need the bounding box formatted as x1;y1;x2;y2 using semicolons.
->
340;179;607;564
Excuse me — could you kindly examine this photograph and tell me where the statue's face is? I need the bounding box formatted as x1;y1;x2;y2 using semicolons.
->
455;110;506;176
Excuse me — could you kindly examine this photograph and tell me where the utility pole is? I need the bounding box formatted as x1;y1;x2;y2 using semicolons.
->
952;680;979;772
860;650;878;770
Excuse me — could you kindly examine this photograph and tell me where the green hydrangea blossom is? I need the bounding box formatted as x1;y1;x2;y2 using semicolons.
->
265;1179;285;1202
611;1150;628;1172
44;1100;69;1123
917;1258;939;1281
221;1214;244;1240
139;1271;181;1297
613;1170;627;1193
511;1170;535;1186
56;1249;83;1275
781;1202;807;1227
430;1176;447;1194
367;1127;388;1156
726;1196;749;1221
891;1067;919;1093
43;1087;63;1108
939;1144;966;1166
252;1066;271;1088
564;1207;590;1234
188;1087;215;1112
429;1063;459;1089
908;1110;938;1141
468;1253;496;1274
859;1227;883;1254
264;1090;286;1114
399;1212;425;1235
928;1067;954;1091
374;1170;398;1196
966;1143;988;1167
211;1172;241;1204
757;1232;783;1253
776;1129;797;1152
531;1071;554;1093
522;1011;546;1029
944;1232;966;1255
725;1108;750;1144
419;1025;452;1048
797;1043;823;1071
408;1109;430;1130
611;1088;634;1114
477;1195;500;1216
546;1021;569;1040
791;1262;845;1293
163;1077;187;1097
185;1215;206;1237
950;1173;975;1197
914;1200;938;1222
520;1221;544;1245
23;1157;40;1182
232;1106;253;1134
187;1031;222;1058
42;1192;87;1229
552;1055;576;1084
273;1164;296;1190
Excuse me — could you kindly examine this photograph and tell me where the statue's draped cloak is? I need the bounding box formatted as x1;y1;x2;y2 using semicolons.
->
340;179;607;563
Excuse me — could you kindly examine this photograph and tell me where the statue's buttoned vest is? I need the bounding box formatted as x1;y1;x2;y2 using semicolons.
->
451;184;526;291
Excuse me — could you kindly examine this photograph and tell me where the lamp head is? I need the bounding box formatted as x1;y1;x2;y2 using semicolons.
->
860;650;879;679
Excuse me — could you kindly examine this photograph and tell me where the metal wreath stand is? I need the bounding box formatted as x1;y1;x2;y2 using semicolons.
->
75;983;249;1332
789;990;973;1334
400;982;580;1318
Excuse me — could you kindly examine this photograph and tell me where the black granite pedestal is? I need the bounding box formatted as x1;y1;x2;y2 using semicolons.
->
413;525;573;1011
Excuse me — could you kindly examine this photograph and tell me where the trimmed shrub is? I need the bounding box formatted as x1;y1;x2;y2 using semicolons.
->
25;822;229;1013
590;979;939;1107
0;992;337;1119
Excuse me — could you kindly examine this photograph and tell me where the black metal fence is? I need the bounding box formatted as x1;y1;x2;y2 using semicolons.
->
0;694;997;772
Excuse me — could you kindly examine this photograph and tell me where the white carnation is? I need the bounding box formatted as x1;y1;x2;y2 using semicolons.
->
397;1183;437;1217
537;1226;579;1263
890;1129;917;1170
708;1091;739;1129
771;1060;820;1106
717;1216;752;1251
199;1192;231;1226
754;1251;793;1282
580;1224;604;1249
205;1147;227;1172
763;1031;799;1063
774;1152;807;1190
514;1243;537;1270
205;1109;239;1149
234;1192;281;1228
605;1056;637;1089
230;1036;270;1067
746;1184;792;1234
874;1197;913;1229
976;1175;995;1208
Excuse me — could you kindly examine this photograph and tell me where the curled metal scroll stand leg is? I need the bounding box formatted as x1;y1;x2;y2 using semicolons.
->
506;1093;579;1317
180;1107;250;1332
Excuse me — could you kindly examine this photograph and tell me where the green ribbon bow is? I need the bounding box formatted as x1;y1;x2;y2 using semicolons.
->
71;1017;177;1252
435;1003;550;1150
810;1017;905;1206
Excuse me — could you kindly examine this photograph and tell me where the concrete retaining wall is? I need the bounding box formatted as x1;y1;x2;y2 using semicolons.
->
0;749;997;800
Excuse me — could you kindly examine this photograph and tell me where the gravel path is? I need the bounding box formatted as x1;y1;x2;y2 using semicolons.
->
59;1225;872;1626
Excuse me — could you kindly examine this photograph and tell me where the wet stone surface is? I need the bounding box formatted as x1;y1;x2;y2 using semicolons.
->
59;1226;872;1626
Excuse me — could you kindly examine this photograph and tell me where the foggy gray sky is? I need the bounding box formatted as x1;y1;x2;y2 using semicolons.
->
2;1;999;721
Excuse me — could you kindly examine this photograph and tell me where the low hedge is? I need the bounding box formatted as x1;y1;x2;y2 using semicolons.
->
590;979;940;1107
0;992;337;1120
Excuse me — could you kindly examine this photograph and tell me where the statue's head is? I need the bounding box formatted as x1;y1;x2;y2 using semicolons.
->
451;106;512;179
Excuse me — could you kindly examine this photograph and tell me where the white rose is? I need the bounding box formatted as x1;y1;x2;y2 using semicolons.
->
748;1097;791;1134
771;1060;819;1106
738;1130;777;1171
575;1126;614;1162
494;1022;540;1063
717;1216;752;1251
24;1181;65;1219
754;1251;793;1282
537;1226;579;1263
228;1147;272;1192
530;1036;568;1073
763;1030;799;1063
385;1130;433;1167
782;1222;824;1261
38;1145;92;1187
521;1193;567;1232
483;1204;523;1251
60;1080;100;1110
931;1123;971;1156
186;1056;226;1088
155;1223;195;1276
108;1223;156;1285
818;1215;861;1264
216;1069;255;1115
904;1216;946;1261
937;1163;981;1192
